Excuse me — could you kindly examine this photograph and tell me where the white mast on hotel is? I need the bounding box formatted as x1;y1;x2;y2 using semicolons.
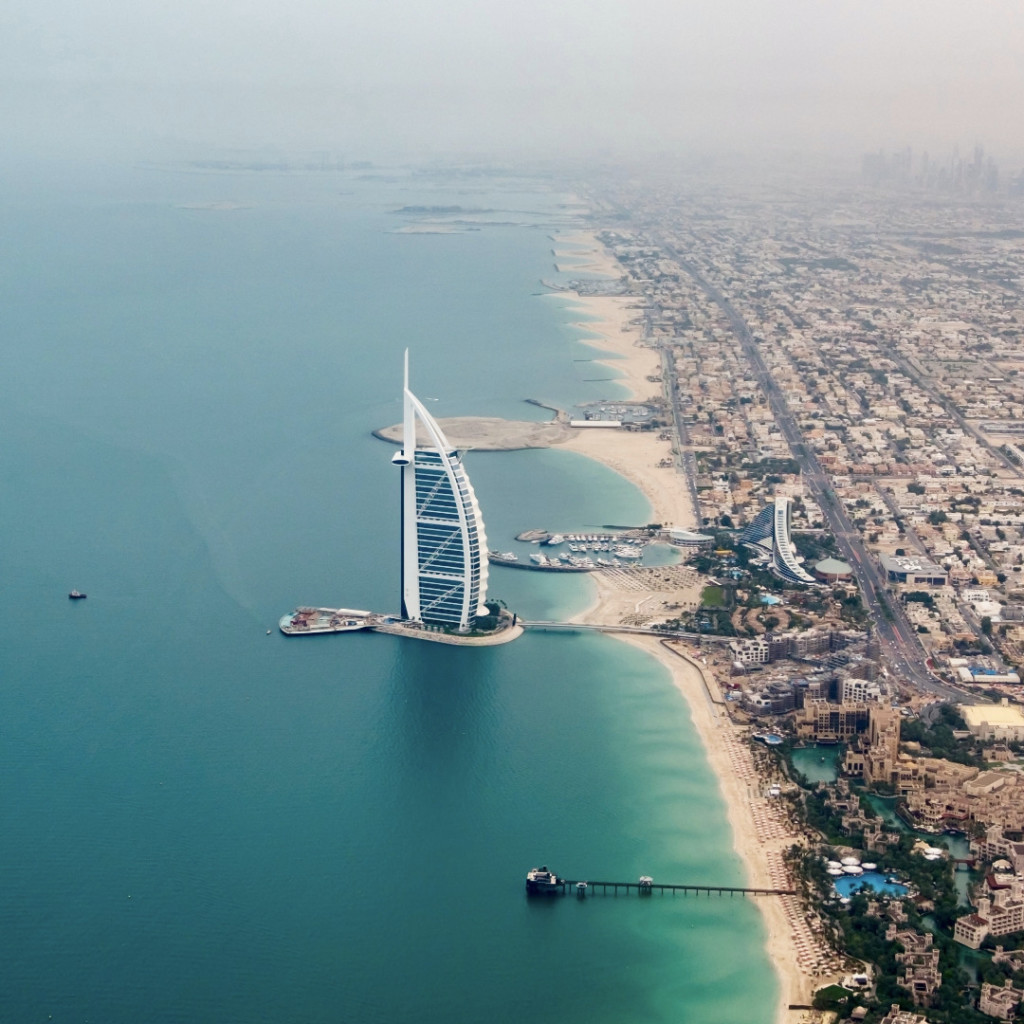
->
391;350;489;632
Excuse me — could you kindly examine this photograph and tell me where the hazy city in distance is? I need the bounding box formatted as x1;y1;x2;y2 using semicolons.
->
5;2;1024;1024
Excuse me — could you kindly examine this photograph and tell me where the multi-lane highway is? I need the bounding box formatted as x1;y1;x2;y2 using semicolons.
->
664;248;965;701
661;346;702;523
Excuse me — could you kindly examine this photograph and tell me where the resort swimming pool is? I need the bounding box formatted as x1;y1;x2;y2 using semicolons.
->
833;872;908;898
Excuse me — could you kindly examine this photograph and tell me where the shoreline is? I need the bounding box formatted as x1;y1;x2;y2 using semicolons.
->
554;233;812;1023
614;635;813;1022
547;288;698;532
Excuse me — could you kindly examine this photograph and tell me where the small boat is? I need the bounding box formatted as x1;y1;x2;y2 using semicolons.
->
68;590;87;600
487;551;519;564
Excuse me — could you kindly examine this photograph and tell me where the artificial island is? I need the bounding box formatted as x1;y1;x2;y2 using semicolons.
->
280;352;522;646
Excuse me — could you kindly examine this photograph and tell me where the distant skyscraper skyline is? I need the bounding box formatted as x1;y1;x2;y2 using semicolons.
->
392;352;488;631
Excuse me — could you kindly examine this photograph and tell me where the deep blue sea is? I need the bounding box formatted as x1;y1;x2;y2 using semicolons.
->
0;161;775;1023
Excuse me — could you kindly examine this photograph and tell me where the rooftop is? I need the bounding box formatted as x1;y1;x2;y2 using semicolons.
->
815;557;853;575
879;554;946;575
961;704;1024;729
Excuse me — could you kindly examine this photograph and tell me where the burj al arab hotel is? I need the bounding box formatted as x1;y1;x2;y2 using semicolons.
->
390;352;489;632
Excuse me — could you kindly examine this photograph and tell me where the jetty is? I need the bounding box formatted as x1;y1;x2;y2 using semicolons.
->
527;871;795;898
487;554;596;573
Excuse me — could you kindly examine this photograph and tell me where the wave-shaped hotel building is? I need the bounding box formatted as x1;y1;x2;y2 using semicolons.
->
391;352;489;632
739;495;817;586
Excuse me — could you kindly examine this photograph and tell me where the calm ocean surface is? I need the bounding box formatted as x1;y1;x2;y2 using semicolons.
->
0;162;775;1022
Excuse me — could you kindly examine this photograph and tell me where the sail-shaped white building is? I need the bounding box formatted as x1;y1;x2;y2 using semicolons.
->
391;352;489;632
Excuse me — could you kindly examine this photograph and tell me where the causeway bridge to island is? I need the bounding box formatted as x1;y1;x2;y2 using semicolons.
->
520;621;733;645
524;621;692;639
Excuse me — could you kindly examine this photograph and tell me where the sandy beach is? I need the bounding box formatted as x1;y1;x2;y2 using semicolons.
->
550;230;625;277
557;245;822;1023
550;289;698;531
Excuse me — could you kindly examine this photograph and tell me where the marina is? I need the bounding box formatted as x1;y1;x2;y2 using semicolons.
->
489;551;597;572
489;530;653;572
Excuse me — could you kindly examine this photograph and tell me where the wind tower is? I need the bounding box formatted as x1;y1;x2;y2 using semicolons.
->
391;351;489;631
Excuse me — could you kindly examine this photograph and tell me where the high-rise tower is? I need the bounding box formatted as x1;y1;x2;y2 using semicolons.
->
391;352;489;631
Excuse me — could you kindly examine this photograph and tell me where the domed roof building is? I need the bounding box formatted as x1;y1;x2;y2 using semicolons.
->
813;557;853;583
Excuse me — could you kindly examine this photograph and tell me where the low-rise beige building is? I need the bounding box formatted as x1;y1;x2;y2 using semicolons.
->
972;826;1024;876
979;978;1024;1019
961;701;1024;742
954;883;1024;949
888;926;941;1006
879;1004;931;1024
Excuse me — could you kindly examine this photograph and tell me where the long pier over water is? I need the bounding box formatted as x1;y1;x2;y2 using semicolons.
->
543;878;796;898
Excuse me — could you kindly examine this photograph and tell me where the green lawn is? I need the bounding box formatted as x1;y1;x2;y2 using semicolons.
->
701;585;726;608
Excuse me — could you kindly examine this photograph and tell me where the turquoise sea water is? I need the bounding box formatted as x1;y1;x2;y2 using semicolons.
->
0;162;775;1022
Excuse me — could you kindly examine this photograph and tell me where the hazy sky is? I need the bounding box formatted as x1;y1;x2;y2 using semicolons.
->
3;0;1023;163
